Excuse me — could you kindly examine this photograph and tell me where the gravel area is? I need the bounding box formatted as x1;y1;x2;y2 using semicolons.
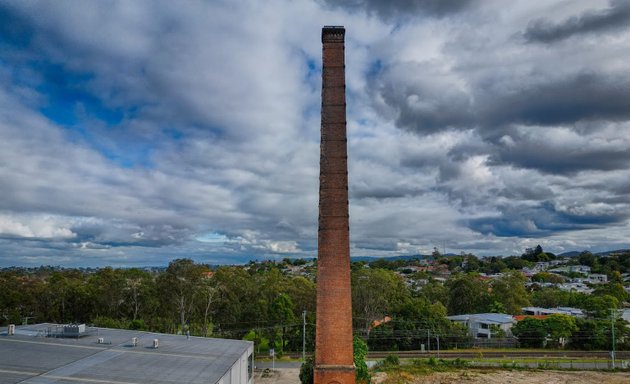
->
254;368;630;384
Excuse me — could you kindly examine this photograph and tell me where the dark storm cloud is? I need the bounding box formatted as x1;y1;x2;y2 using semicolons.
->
467;201;629;237
492;135;630;175
320;0;475;19
523;0;630;44
351;185;424;199
371;62;474;134
376;69;630;136
480;73;630;128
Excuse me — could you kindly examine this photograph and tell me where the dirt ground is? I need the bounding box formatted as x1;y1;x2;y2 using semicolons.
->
254;368;630;384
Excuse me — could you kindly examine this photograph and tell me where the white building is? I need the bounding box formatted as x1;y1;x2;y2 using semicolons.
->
1;323;254;384
558;282;594;294
447;313;515;339
522;306;585;318
586;273;608;284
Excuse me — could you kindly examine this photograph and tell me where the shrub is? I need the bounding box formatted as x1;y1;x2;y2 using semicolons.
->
299;356;314;384
384;354;400;367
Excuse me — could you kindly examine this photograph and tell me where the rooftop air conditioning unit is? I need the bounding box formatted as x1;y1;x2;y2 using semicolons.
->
8;324;15;336
131;337;138;347
153;339;159;349
63;324;86;337
98;337;104;344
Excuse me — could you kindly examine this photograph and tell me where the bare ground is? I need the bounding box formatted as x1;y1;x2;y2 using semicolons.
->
254;368;630;384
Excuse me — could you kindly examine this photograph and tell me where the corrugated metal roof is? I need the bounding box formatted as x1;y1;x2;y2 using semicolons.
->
447;313;514;324
0;323;252;384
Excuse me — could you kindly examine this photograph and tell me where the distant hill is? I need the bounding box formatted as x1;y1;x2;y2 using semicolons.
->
557;251;581;257
558;249;630;258
350;249;630;263
350;253;458;263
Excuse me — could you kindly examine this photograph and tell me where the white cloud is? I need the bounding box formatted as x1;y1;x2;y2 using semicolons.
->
1;0;629;266
0;214;76;239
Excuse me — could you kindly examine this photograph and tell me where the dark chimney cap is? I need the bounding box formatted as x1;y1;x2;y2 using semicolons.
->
322;26;345;43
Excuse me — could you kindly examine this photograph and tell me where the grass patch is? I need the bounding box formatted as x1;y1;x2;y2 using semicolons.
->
374;356;469;376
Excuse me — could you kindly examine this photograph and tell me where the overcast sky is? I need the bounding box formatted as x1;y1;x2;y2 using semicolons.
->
1;0;630;267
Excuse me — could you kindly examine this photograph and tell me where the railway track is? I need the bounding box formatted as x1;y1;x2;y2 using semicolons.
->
369;350;630;359
283;350;630;359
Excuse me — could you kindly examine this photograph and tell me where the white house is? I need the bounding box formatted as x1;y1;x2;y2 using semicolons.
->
447;313;515;339
522;306;585;318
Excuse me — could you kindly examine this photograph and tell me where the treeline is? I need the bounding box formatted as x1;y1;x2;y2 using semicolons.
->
1;253;630;352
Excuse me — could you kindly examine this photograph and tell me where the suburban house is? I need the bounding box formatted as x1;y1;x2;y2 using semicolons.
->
558;282;594;294
522;306;585;317
549;265;592;275
447;313;515;339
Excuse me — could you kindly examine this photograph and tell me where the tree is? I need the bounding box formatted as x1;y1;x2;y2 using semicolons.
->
354;336;370;384
463;254;480;272
88;267;126;320
569;318;608;350
544;314;577;348
521;245;552;262
582;295;619;319
212;266;259;338
490;271;530;315
368;297;455;351
198;277;217;337
156;259;205;332
122;268;154;322
531;272;564;284
512;318;547;348
531;287;587;309
418;280;448;306
446;274;490;315
351;268;408;336
270;293;297;354
578;251;598;268
593;282;628;305
299;356;314;384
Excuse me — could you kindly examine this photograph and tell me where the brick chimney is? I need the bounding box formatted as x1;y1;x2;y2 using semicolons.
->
314;26;355;384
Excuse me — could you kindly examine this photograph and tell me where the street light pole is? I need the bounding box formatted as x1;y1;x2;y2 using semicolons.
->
611;309;616;369
303;310;307;362
437;334;440;358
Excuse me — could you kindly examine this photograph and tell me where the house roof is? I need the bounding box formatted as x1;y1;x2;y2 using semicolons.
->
447;313;514;324
513;315;548;321
0;323;252;384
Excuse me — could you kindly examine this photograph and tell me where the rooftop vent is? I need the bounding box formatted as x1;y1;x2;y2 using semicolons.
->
63;324;86;337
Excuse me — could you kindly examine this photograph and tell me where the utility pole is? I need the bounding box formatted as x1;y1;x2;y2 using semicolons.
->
437;334;440;358
611;309;616;369
427;329;431;352
303;310;307;362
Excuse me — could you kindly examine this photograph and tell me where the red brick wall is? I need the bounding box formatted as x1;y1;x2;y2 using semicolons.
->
315;26;355;384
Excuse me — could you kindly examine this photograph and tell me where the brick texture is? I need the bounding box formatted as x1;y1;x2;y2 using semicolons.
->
314;26;355;384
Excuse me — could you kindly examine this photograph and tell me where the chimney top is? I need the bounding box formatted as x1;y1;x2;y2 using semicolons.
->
322;26;345;43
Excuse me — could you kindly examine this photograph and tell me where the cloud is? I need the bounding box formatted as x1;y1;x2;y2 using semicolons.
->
0;214;76;240
479;73;630;128
491;124;630;174
1;1;630;266
467;200;629;238
320;0;476;20
523;0;630;44
370;62;474;134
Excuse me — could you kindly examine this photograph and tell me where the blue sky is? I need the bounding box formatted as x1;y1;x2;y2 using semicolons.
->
1;0;630;267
